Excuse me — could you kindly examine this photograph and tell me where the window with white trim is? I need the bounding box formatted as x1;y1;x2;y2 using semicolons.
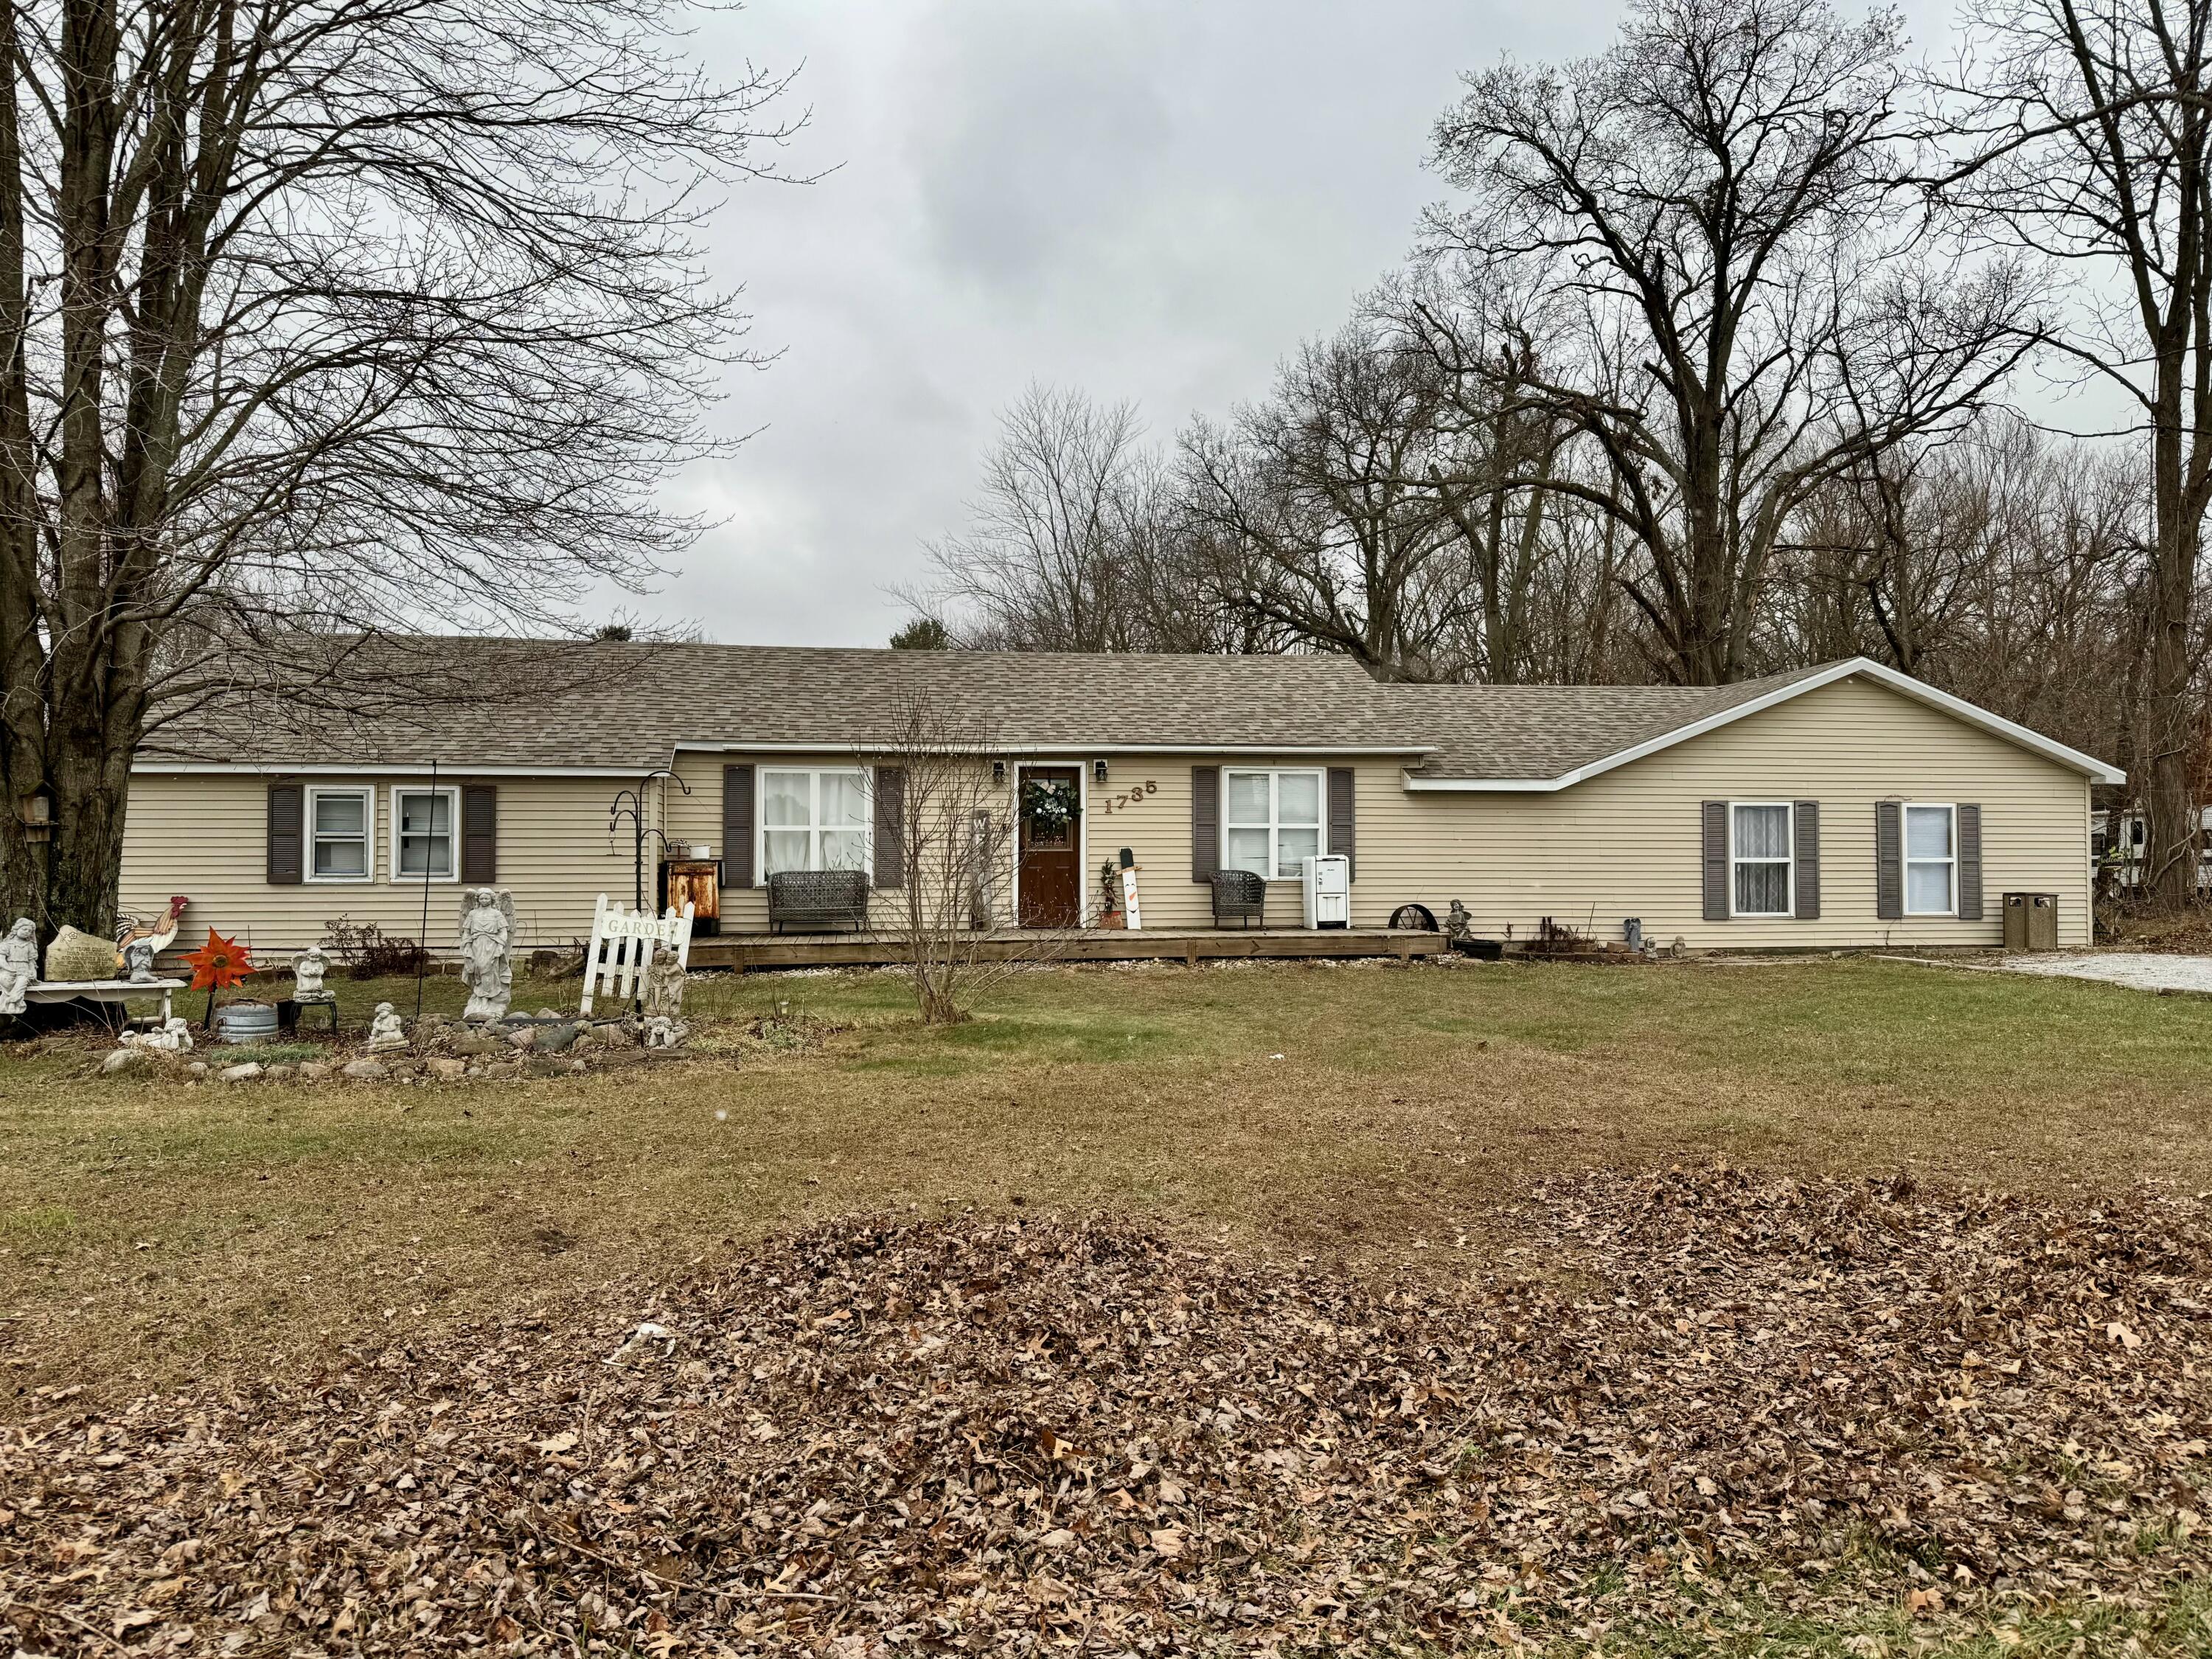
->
760;768;869;877
1905;804;1956;915
1730;801;1793;917
391;786;459;881
1224;768;1324;880
307;786;372;882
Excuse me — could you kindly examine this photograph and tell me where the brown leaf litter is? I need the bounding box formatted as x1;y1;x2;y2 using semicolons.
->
3;1167;2208;1655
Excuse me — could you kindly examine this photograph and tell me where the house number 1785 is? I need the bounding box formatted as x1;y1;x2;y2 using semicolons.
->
1096;779;1158;815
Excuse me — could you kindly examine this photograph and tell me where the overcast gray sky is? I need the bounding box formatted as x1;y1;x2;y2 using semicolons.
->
637;0;1952;648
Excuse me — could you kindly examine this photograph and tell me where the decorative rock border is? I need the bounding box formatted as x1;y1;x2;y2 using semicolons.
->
94;1006;700;1084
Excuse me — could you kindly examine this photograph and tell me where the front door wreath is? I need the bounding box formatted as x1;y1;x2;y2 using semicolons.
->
1021;776;1079;832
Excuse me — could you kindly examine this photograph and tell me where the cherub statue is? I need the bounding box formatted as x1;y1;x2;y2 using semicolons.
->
455;888;515;1023
642;1014;686;1050
0;918;35;1016
124;1016;193;1053
1445;900;1473;943
366;1001;408;1052
642;952;686;1020
292;943;332;1002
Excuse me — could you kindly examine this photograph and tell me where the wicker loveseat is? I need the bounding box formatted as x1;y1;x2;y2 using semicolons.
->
767;869;870;933
1209;869;1265;928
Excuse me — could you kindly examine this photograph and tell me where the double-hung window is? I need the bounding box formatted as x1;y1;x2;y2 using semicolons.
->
307;786;372;881
1905;804;1956;915
392;786;459;881
1730;801;1793;917
761;768;869;877
1224;768;1324;880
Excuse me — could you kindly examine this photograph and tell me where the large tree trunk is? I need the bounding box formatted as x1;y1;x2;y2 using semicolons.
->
2143;378;2203;908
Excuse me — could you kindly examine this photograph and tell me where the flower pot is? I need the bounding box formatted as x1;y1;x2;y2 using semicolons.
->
215;1001;279;1044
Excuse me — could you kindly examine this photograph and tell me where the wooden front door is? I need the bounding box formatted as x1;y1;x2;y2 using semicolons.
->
1017;766;1082;927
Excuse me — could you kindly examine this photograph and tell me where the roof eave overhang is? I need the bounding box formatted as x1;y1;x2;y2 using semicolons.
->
672;740;1436;757
131;761;652;778
1399;658;2127;792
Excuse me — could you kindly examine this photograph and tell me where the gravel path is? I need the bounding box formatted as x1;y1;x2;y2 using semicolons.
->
1997;950;2212;993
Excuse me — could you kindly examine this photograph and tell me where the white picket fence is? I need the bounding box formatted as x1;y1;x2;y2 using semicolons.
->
580;895;695;1015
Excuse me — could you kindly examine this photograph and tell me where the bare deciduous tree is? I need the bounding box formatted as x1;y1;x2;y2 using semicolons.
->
865;695;1068;1026
0;0;796;935
1426;0;2037;686
1935;0;2212;903
919;385;1164;653
1178;323;1478;681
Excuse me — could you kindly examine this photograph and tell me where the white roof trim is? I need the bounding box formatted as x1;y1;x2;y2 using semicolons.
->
672;740;1434;757
1401;658;2126;792
132;762;648;778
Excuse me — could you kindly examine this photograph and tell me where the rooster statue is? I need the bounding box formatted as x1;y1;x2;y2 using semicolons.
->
116;895;189;979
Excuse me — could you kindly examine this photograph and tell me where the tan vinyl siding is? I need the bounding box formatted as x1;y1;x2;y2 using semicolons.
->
119;774;642;959
1358;675;2091;948
125;673;2093;956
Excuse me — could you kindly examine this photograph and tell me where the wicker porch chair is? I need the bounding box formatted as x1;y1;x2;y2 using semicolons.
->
767;869;870;933
1209;869;1265;929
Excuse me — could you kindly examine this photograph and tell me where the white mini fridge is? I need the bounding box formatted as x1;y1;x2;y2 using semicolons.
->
1301;854;1350;928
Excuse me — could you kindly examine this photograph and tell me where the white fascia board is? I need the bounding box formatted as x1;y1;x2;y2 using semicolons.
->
1400;658;2126;793
132;762;650;778
673;740;1435;757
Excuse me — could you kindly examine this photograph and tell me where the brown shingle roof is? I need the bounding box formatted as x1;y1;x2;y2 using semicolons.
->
140;639;1426;769
1398;663;1837;780
138;639;1912;782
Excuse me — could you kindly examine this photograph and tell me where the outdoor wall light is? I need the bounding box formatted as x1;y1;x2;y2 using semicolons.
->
992;760;1007;786
1093;759;1109;783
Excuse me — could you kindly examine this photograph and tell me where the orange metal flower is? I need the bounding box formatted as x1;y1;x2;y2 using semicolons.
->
184;928;254;992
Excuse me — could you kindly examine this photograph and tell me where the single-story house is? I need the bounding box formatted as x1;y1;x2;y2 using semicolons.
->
119;641;2121;958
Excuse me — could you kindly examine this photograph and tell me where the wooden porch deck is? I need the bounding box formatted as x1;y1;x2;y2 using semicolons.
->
686;927;1450;971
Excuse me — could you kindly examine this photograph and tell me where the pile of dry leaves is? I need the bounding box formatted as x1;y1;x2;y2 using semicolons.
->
4;1168;2209;1655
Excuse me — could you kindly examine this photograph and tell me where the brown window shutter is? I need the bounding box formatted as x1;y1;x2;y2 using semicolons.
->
873;765;906;888
1958;804;1983;920
1701;801;1728;920
1191;765;1220;882
1875;800;1903;919
1327;767;1355;880
267;782;303;884
460;785;497;883
723;765;755;888
1792;800;1820;920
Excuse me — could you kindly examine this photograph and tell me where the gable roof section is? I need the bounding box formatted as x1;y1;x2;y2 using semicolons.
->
136;638;1428;771
1400;658;2126;789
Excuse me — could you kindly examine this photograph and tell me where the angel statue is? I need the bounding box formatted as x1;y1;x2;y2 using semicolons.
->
456;888;516;1023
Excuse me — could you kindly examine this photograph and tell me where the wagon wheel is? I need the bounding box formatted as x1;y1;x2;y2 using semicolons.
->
1388;903;1438;932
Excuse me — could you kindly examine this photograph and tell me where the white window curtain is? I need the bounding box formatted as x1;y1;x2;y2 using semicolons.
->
1224;770;1324;880
1905;804;1955;914
1731;803;1792;917
310;788;370;880
761;769;870;877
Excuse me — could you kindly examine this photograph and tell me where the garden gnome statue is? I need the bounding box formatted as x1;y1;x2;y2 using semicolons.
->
0;919;35;1015
292;943;332;1001
366;1001;407;1053
456;888;515;1023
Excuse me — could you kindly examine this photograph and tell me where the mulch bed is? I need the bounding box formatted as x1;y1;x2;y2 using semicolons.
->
4;1169;2208;1655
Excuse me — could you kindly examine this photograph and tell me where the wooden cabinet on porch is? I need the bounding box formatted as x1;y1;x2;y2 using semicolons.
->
658;858;723;936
